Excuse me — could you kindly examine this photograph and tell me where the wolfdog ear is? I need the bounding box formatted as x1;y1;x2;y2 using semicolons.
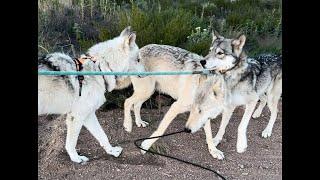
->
212;30;222;43
127;32;136;46
232;34;246;54
123;32;136;47
120;26;132;37
211;30;218;43
195;76;214;103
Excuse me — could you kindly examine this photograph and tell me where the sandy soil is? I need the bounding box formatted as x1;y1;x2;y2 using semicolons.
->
38;101;282;180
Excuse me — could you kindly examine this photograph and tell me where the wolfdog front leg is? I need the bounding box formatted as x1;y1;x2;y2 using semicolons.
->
203;120;224;160
237;101;258;153
140;101;189;153
83;113;123;157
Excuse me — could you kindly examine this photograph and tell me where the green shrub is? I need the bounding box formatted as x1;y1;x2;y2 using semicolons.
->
38;0;282;108
184;27;211;56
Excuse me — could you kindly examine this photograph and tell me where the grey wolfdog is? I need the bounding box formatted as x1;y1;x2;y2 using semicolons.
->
123;44;226;159
185;31;282;154
124;31;281;160
38;27;145;163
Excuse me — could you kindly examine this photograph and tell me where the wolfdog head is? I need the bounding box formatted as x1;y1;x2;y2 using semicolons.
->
87;26;145;75
200;31;246;72
185;74;226;133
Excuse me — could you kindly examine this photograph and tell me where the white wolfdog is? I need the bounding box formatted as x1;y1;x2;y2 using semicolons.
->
123;44;225;159
185;31;282;154
38;27;145;163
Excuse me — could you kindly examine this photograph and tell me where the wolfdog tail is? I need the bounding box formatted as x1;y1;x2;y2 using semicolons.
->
38;52;78;91
38;52;76;72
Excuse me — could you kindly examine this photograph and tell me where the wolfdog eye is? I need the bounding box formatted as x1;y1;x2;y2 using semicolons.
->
137;58;140;62
199;109;202;113
217;52;223;55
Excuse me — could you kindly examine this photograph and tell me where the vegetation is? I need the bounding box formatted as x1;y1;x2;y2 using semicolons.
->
38;0;282;108
38;0;281;57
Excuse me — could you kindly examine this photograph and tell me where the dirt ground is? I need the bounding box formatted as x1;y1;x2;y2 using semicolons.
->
38;101;282;180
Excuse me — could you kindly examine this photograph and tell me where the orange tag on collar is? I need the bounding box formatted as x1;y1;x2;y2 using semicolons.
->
78;57;86;64
78;55;96;63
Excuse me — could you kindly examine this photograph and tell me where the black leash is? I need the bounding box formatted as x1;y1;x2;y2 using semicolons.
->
134;128;227;180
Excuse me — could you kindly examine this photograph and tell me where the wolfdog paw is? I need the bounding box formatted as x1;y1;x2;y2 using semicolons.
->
123;121;132;133
252;110;262;118
236;141;247;153
107;146;123;157
140;140;152;154
135;120;149;128
71;155;89;164
262;128;272;138
212;137;222;146
209;148;224;160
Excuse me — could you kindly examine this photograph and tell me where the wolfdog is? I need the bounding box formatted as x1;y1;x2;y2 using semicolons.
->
185;31;282;154
38;27;145;163
123;44;225;159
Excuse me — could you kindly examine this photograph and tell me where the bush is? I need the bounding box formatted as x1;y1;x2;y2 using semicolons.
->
118;4;199;47
39;0;281;56
38;0;282;108
184;27;212;56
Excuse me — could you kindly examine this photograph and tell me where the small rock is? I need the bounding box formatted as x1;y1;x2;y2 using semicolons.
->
239;164;244;169
116;168;120;172
242;172;248;175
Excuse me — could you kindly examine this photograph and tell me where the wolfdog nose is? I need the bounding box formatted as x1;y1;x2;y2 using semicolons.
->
184;128;192;133
200;60;206;67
